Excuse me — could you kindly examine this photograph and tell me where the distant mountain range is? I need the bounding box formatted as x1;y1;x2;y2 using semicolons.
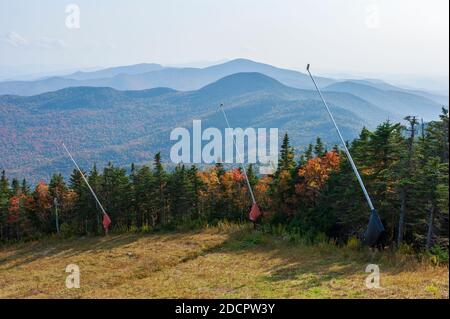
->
0;58;445;118
0;59;335;95
0;59;448;182
65;63;165;81
324;81;445;120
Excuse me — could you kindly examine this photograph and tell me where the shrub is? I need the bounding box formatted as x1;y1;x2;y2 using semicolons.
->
313;232;329;245
397;243;415;255
59;223;74;238
113;224;130;234
241;231;266;247
346;236;361;250
141;223;151;233
129;225;139;233
429;245;449;266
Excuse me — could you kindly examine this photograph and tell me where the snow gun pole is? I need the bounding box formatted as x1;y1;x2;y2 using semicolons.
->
219;104;256;205
306;64;374;211
62;143;108;217
306;64;385;246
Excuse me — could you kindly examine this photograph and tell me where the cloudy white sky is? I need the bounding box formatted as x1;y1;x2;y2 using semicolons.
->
0;0;448;84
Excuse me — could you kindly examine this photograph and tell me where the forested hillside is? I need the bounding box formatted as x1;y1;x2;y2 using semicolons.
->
0;73;384;182
1;109;448;253
1;60;445;183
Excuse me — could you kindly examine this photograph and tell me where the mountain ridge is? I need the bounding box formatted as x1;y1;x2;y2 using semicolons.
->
1;72;376;182
0;59;336;95
325;80;444;120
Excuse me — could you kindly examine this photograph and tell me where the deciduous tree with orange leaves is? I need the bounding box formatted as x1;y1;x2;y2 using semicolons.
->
32;181;53;232
296;151;340;207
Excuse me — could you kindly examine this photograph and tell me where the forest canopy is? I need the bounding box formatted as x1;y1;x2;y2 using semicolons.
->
0;109;448;252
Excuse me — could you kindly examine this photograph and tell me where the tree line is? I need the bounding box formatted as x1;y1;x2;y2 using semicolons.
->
0;109;448;251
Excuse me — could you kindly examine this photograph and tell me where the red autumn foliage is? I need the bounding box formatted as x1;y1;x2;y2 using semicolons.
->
7;194;33;225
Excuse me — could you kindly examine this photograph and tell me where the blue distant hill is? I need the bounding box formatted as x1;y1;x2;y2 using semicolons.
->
0;62;447;182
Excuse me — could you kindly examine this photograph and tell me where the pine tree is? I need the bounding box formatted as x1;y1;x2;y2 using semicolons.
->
366;121;403;243
69;168;91;234
48;174;68;234
314;137;325;157
187;165;202;220
88;165;104;233
133;165;154;228
0;171;10;240
278;133;295;174
304;144;314;161
49;174;67;200
102;163;131;229
168;165;194;222
215;162;225;177
246;164;258;188
11;178;20;195
418;108;449;248
397;116;419;246
153;152;167;225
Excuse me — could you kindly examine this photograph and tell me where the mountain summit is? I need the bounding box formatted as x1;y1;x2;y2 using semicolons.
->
198;72;286;96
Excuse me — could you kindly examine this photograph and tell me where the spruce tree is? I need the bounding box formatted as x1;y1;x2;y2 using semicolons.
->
153;152;167;225
278;133;295;174
304;144;314;161
21;179;30;195
0;171;10;240
133;165;154;228
314;137;325;157
215;162;225;177
168;165;193;222
11;178;20;195
397;116;419;246
187;165;202;220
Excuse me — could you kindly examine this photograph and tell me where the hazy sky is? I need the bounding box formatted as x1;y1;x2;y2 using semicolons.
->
0;0;448;78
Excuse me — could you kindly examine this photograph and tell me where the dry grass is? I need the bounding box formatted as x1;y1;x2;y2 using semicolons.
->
0;224;448;299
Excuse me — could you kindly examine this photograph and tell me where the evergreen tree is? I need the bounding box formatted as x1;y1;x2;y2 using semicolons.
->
314;137;325;157
1;110;448;249
168;165;193;222
271;134;296;220
278;133;295;174
366;121;403;243
133;165;154;228
102;163;131;229
69;168;91;234
11;178;20;195
396;116;419;246
417;108;449;248
87;165;104;233
48;174;68;234
0;171;10;240
246;164;258;188
304;144;314;161
187;165;202;220
49;174;67;199
153;152;167;225
21;179;30;195
215;162;225;177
